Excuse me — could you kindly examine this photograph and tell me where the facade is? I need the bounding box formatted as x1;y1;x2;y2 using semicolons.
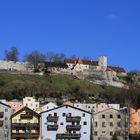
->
74;103;120;113
7;100;23;114
41;102;58;112
41;105;92;140
93;108;129;140
0;102;12;140
23;97;39;111
130;107;140;137
11;106;40;140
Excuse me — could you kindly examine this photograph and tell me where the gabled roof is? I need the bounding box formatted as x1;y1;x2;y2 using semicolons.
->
0;101;11;108
94;108;121;115
11;106;40;118
64;58;98;66
40;104;92;115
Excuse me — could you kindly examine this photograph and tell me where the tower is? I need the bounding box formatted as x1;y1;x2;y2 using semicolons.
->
98;56;107;70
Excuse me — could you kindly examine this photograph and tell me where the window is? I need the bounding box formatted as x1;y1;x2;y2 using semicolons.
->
83;122;87;125
102;115;105;118
110;122;113;127
54;113;57;116
60;122;63;125
5;117;8;121
62;113;66;117
5;109;8;112
94;131;98;136
83;132;87;134
118;114;121;119
82;113;85;117
134;122;137;125
117;122;121;127
110;132;113;136
95;122;98;127
110;114;113;119
102;122;106;127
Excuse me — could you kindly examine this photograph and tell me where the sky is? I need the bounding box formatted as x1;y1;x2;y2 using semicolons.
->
0;0;140;71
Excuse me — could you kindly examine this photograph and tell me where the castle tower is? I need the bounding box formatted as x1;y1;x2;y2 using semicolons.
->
98;56;107;70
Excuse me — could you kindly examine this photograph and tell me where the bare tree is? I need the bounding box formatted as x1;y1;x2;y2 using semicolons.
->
5;46;19;62
46;51;55;62
52;53;66;62
24;50;46;69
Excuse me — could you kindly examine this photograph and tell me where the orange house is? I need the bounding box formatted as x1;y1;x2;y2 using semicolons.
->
130;107;140;134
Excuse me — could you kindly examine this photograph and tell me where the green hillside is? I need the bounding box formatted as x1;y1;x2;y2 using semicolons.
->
0;72;140;107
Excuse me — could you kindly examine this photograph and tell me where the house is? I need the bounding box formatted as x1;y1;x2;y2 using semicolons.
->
93;108;129;140
41;105;92;140
130;107;140;139
41;102;58;112
74;103;120;113
7;99;23;114
0;102;12;140
23;97;39;111
11;106;40;140
74;103;96;113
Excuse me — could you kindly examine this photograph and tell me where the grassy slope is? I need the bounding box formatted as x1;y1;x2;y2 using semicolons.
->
0;73;121;101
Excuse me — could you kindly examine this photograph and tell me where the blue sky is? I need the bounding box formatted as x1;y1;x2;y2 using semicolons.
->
0;0;140;71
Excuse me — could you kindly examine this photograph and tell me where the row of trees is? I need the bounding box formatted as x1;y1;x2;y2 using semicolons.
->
4;47;91;69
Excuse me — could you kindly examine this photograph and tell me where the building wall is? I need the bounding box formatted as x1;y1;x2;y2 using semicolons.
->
130;108;140;134
93;108;128;140
0;103;11;140
7;101;23;114
41;102;58;112
23;97;39;110
41;106;91;140
0;60;33;72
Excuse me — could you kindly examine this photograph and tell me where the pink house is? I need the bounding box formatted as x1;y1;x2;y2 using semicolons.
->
7;100;23;114
96;103;110;112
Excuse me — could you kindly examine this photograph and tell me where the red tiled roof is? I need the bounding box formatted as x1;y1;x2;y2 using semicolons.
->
107;66;126;73
64;58;98;66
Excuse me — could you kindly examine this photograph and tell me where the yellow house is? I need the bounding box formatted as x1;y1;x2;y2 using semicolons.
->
11;106;41;140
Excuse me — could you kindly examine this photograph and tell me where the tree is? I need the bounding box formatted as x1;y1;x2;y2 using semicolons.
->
5;46;19;62
24;51;46;70
52;53;66;62
46;51;55;62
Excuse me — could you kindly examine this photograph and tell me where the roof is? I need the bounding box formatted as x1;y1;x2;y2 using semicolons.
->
0;101;11;108
64;58;98;66
107;66;126;73
40;104;92;115
11;106;40;118
45;62;68;68
94;108;121;115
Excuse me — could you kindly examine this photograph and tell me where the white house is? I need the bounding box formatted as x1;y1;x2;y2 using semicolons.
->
23;97;39;111
41;102;58;111
41;105;92;140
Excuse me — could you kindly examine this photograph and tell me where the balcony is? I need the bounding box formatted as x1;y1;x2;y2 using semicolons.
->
0;112;4;118
12;133;39;139
66;125;81;131
47;116;58;122
20;114;33;119
12;123;39;129
66;116;81;122
47;125;58;131
0;120;3;127
56;133;81;139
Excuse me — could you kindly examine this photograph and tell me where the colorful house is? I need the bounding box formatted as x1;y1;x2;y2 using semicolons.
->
7;100;23;114
130;107;140;138
23;97;39;111
41;105;92;140
0;102;12;140
11;106;40;140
